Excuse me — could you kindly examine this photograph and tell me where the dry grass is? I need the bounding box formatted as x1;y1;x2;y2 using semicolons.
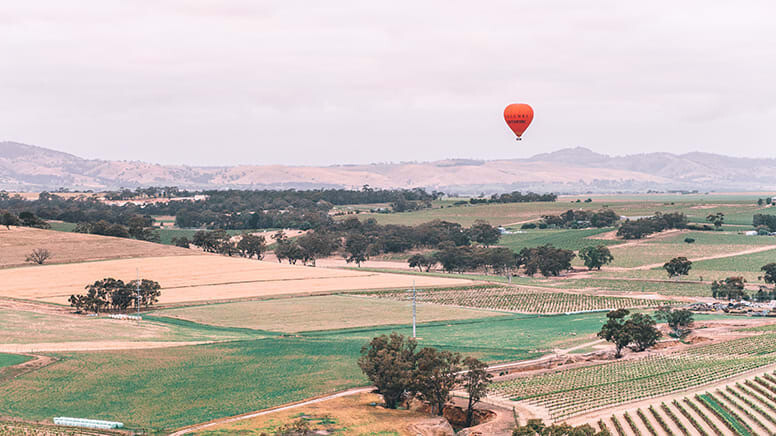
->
155;294;500;333
192;392;439;436
0;226;197;268
0;255;472;305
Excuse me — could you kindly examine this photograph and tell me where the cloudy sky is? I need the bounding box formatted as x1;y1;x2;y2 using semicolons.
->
2;1;775;166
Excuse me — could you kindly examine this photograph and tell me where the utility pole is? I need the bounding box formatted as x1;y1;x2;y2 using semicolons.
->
412;280;416;338
136;268;141;323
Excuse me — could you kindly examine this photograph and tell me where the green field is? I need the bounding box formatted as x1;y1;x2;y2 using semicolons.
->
152;294;500;333
308;312;607;362
0;308;266;344
0;353;30;369
0;312;608;430
689;248;776;272
498;228;620;252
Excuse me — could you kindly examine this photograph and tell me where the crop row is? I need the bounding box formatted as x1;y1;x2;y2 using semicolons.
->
364;286;669;314
599;376;776;436
492;334;776;419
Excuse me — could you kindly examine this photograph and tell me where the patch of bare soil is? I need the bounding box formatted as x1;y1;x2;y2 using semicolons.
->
0;354;56;383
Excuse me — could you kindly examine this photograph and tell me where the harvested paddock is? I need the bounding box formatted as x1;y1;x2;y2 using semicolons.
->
0;255;472;305
189;392;444;436
154;294;500;333
0;226;197;268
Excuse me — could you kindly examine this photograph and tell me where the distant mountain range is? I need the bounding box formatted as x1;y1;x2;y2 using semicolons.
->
2;141;776;194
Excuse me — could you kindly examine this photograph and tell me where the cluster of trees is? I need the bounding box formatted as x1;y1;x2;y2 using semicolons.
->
274;231;339;266
267;218;501;267
711;276;747;300
756;197;773;206
655;307;694;338
540;209;619;229
616;212;687;239
68;278;161;314
181;230;267;259
597;309;662;358
0;187;443;234
74;215;159;242
0;210;50;229
754;213;776;232
711;266;776;301
469;191;557;204
358;333;491;427
409;243;583;277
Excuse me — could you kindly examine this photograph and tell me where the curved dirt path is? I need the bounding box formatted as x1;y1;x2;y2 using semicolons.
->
169;387;375;435
0;341;216;353
628;244;776;271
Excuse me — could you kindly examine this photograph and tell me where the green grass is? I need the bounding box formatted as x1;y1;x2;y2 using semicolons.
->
688;248;776;272
0;337;366;432
0;353;31;368
498;228;620;252
152;295;500;333
0;308;267;344
0;311;608;431
559;278;712;297
46;221;78;232
649;231;776;245
306;312;607;362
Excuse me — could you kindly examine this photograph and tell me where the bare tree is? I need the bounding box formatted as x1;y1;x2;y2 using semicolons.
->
26;248;52;265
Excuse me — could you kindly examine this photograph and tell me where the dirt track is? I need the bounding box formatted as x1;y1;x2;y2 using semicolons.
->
0;341;217;353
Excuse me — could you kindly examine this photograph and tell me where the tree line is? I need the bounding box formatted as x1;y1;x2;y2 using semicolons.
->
409;244;614;277
468;191;557;204
537;208;619;229
597;308;691;358
359;333;491;427
68;278;161;314
0;187;444;233
616;212;688;239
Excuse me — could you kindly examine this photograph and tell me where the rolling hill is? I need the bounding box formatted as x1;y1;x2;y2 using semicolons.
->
2;141;775;193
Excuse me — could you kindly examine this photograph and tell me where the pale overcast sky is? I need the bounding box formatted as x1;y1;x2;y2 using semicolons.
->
2;1;775;165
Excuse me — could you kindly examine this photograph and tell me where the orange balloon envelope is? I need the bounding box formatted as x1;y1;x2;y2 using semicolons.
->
504;103;534;139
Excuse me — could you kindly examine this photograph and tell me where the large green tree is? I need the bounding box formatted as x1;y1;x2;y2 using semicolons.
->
521;245;576;277
762;263;776;286
467;220;501;247
655;307;694;338
579;245;614;270
343;232;370;267
664;257;692;278
413;347;461;416
237;233;267;259
706;212;725;229
358;333;417;409
625;313;661;351
461;356;492;427
598;309;631;358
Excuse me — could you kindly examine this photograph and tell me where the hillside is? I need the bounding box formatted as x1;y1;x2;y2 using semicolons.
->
2;141;776;193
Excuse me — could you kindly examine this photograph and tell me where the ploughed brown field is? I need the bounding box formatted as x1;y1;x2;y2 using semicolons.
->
0;226;198;268
0;254;473;305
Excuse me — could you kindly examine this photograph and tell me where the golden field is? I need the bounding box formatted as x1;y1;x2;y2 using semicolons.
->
0;254;472;305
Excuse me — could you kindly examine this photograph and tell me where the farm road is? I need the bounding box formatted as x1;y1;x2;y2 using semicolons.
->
169;387;375;435
0;341;216;353
627;243;776;271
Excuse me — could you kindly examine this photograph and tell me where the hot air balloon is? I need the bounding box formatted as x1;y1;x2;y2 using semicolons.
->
504;103;534;140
